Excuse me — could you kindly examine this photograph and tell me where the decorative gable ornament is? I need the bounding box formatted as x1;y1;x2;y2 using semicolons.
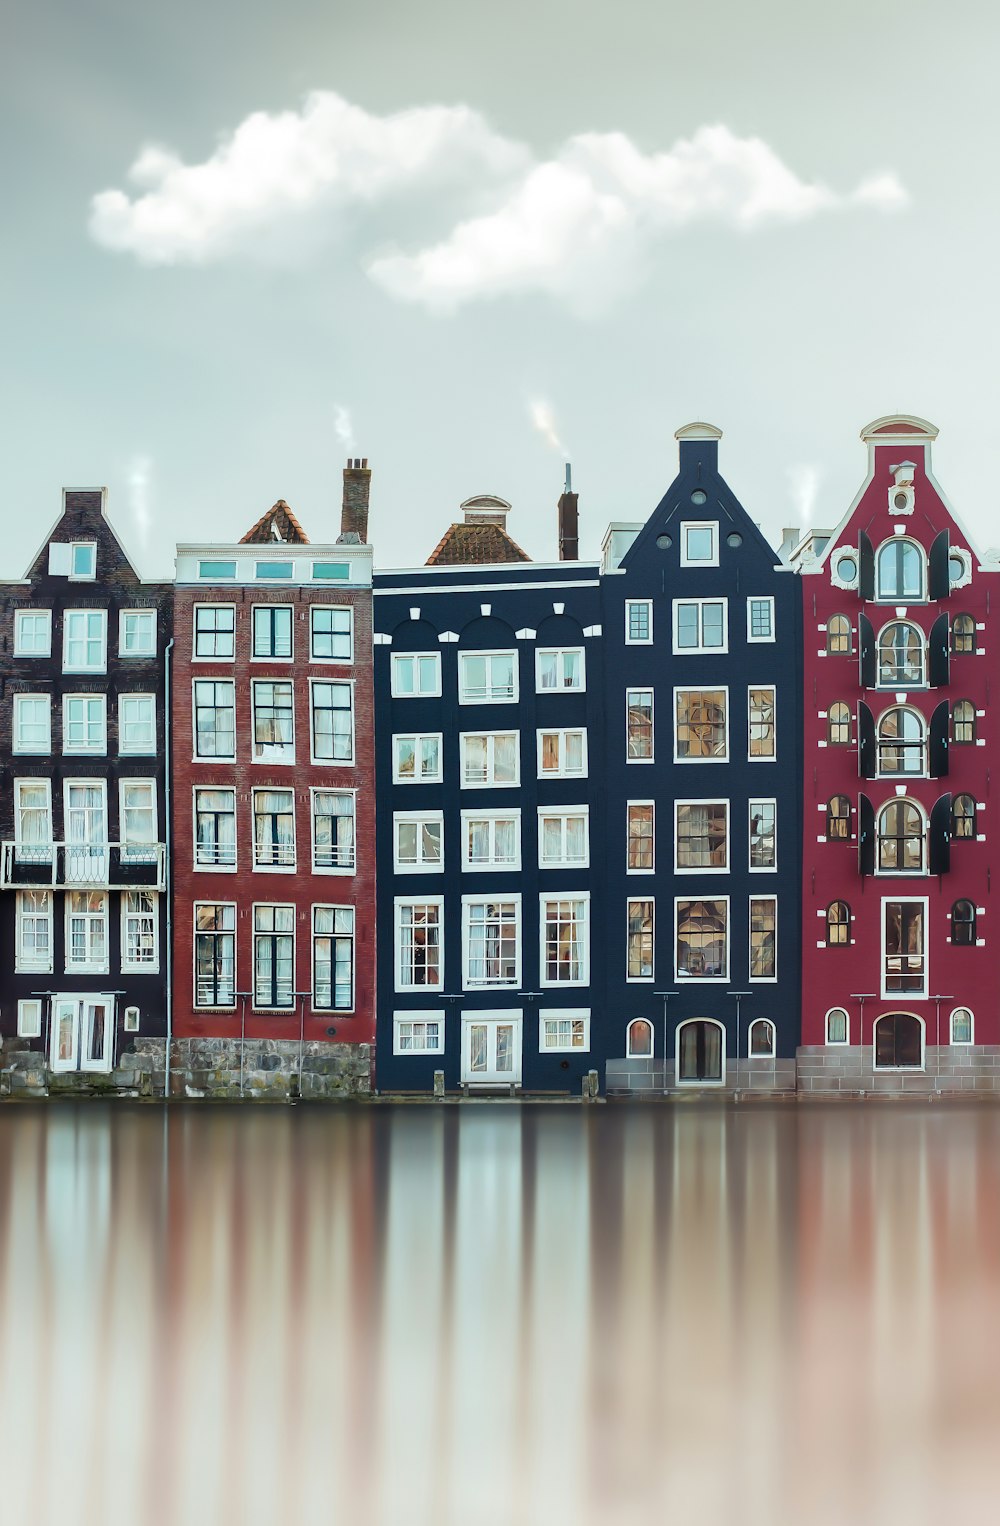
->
888;462;916;516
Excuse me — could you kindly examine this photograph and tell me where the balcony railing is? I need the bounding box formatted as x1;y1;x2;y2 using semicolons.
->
0;842;167;891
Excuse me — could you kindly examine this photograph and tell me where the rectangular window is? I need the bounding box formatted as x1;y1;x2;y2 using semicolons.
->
14;695;51;754
750;896;777;980
539;1009;591;1052
70;542;97;580
627;899;654;980
63;610;107;672
461;812;520;871
749;687;776;760
391;652;441;697
394;811;444;872
747;597;775;642
198;561;236;581
119;694;156;754
252;605;293;659
627;690;654;761
749;800;777;870
310;681;353;763
312;790;356;871
676;898;729;980
119;610;157;657
312;562;350;582
625;600;652;645
312;906;354;1011
253;789;296;869
120;780;158;863
63;695;106;754
64;781;107;859
393;1013;445;1055
17;1000;42;1039
396;899;443;990
252;680;294;762
680;521;718;566
883;900;927;997
535;647;585;692
122;890;158;971
538;808;589;868
66;891;109;972
538;728;587;779
14;780;52;864
393;733;443;784
16;890;52;973
255;561;293;580
465;898;521;987
627;803;654;872
194;788;236;868
253;904;295;1009
194;903;236;1007
673;599;727;653
541;896;589;986
310;606;353;662
675;689;728;762
675;801;728;871
14;611;51;657
459;651;517;705
193;680;236;759
460;732;519;787
194;605;235;658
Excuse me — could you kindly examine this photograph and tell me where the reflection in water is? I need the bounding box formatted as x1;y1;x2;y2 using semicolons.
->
1;1104;1000;1524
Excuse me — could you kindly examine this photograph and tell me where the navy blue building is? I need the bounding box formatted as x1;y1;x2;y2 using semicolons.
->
601;424;803;1093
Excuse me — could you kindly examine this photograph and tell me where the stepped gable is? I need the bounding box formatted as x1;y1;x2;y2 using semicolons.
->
239;499;309;544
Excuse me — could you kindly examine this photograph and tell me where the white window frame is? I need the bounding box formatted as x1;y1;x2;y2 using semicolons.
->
746;597;775;643
674;895;730;982
309;678;354;766
535;646;586;693
64;891;110;974
392;732;444;785
873;1011;927;1071
539;892;590;989
825;1008;849;1045
62;609;108;673
459;731;520;788
626;689;655;764
69;541;97;581
310;788;356;874
626;801;655;875
626;897;654;983
458;650;518;706
14;778;52;863
119;609;157;658
674;1016;727;1089
881;897;929;1000
193;901;237;1009
392;1011;446;1056
309;605;354;664
119;778;159;864
395;895;445;994
536;728;587;780
252;787;297;872
751;691;778;767
62;694;107;755
626;1017;654;1058
950;1007;974;1045
748;1018;776;1058
192;604;236;661
250;604;294;662
15;890;53;974
679;520;718;568
118;693;156;756
460;809;522;872
749;894;778;983
672;598;728;655
13;694;51;755
673;686;729;764
539;1008;591;1053
311;904;356;1014
749;798;778;872
192;679;236;761
251;678;296;765
393;809;445;874
251;902;296;1012
14;610;52;657
674;799;729;875
17;999;42;1039
462;895;523;990
63;778;108;854
192;786;237;871
625;600;653;646
391;651;442;698
121;890;160;974
537;806;589;869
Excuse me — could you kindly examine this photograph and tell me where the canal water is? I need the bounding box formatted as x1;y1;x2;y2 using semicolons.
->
1;1102;999;1525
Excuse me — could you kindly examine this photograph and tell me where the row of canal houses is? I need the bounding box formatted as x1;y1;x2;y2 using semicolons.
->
0;413;994;1099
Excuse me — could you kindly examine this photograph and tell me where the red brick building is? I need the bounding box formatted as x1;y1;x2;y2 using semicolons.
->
169;465;375;1096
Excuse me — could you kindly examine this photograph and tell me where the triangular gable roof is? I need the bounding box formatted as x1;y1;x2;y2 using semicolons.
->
240;500;309;544
20;487;151;586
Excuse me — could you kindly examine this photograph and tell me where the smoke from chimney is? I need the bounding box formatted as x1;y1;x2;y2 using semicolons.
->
338;458;371;544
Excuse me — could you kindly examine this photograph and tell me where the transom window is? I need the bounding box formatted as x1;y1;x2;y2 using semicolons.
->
877;707;925;775
310;607;353;662
749;688;776;759
195;788;236;867
673;599;727;653
680;521;718;566
826;901;850;946
627;690;654;761
675;801;727;870
826;615;851;655
625;600;652;644
877;800;924;872
312;791;356;871
461;731;518;787
538;729;587;778
394;811;444;871
675;689;727;761
883;902;926;994
749;800;776;869
878;622;924;686
396;900;442;990
828;702;851;746
952;700;975;744
63;610;107;673
253;904;295;1009
952;793;976;840
536;647;585;691
466;899;520;986
459;651;517;705
676;899;728;979
14;610;52;657
252;605;293;659
194;605;235;658
541;896;589;985
827;795;851;841
951;613;975;654
627;899;653;980
392;652;441;697
120;610;157;657
194;903;236;1007
393;733;442;784
627;803;654;871
252;681;294;761
876;538;924;600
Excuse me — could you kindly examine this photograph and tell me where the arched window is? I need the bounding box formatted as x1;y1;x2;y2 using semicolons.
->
951;613;975;654
877;800;924;873
876;539;924;600
827;614;851;655
826;901;850;946
950;1007;974;1044
952;700;975;744
951;900;976;945
827;796;851;840
676;1019;724;1083
877;706;925;775
826;1008;848;1044
828;702;851;745
952;794;976;840
877;621;924;686
626;1018;652;1057
874;1013;924;1069
749;1019;774;1057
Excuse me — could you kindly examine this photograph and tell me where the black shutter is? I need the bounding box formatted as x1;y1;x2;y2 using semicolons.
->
929;613;950;687
858;530;875;600
858;612;875;688
929;793;952;875
929;701;950;778
929;529;950;601
858;792;875;877
857;701;876;778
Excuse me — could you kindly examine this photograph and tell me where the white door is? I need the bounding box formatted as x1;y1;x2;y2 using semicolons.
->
461;1011;522;1086
49;996;115;1074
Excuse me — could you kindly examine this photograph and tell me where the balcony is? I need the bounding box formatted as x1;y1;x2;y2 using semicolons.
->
0;842;167;892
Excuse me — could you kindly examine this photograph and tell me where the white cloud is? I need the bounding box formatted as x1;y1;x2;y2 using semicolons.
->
333;403;356;456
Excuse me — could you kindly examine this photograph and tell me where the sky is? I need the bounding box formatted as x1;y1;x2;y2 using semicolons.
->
4;0;1000;579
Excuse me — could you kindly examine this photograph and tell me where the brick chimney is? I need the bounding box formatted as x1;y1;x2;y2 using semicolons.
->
557;463;579;561
338;458;371;544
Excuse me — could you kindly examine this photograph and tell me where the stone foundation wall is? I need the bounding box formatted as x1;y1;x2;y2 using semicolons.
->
605;1056;797;1097
796;1045;1000;1095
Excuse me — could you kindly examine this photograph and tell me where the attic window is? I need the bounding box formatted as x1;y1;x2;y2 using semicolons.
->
312;562;351;581
255;561;294;580
69;542;96;580
199;561;237;580
680;522;718;568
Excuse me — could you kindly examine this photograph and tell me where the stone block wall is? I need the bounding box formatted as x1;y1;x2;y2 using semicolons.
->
605;1056;797;1098
796;1045;1000;1095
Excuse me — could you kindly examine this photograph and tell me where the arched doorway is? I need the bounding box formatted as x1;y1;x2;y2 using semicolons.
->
874;1012;924;1069
676;1018;725;1085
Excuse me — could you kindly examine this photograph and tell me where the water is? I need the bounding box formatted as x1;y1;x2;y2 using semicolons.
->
1;1101;999;1526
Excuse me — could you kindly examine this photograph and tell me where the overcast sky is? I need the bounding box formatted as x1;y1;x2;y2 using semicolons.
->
4;0;999;578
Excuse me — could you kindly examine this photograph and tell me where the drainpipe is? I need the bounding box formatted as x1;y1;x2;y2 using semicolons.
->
163;637;174;1100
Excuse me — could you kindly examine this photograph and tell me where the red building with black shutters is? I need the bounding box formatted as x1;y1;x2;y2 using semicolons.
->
796;416;996;1093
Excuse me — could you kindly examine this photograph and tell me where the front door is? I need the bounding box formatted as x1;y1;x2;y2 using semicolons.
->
50;995;115;1074
461;1011;522;1087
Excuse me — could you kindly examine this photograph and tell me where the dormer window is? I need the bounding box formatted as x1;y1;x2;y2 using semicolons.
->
70;542;96;580
680;522;718;567
876;538;924;600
